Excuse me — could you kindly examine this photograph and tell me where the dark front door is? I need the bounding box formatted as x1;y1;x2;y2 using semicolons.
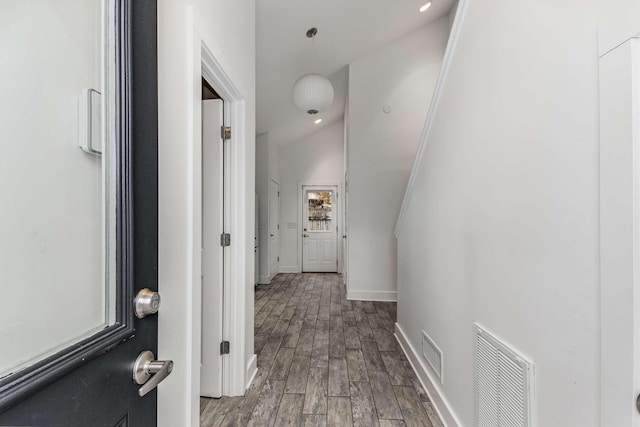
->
0;0;160;425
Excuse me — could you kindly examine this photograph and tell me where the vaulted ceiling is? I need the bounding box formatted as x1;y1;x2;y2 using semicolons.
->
256;0;455;146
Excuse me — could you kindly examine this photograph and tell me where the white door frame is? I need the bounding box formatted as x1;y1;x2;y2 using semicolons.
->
297;181;343;274
186;33;250;409
599;2;640;425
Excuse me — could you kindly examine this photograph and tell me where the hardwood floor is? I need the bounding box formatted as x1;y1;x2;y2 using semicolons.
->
200;273;443;427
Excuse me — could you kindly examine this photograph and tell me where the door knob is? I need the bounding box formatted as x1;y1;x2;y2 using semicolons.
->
303;234;309;237
270;234;275;237
133;350;173;397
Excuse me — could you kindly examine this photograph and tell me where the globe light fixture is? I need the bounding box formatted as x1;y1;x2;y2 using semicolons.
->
292;27;335;115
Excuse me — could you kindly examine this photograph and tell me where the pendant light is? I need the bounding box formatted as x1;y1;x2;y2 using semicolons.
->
292;27;334;115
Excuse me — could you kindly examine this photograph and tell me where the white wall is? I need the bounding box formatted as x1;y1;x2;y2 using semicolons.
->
157;0;255;426
278;120;345;272
396;0;616;425
347;18;449;301
256;132;279;283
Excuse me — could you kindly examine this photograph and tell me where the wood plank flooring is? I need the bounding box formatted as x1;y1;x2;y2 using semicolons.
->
200;273;443;427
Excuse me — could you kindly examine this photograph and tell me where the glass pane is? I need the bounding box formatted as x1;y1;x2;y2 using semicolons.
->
0;0;114;378
307;191;333;232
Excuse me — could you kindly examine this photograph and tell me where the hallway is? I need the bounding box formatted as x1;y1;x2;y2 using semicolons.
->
200;273;442;426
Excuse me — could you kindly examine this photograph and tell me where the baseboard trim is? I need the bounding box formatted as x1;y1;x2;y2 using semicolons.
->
245;354;257;391
347;290;397;302
279;266;299;273
395;323;462;427
258;275;271;285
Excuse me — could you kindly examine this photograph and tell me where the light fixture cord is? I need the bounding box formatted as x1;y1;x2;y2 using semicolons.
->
312;35;316;75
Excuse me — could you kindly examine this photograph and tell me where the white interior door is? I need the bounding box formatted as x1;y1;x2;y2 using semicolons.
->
303;187;338;272
269;179;279;277
200;99;223;398
255;193;259;285
599;36;640;426
343;174;348;285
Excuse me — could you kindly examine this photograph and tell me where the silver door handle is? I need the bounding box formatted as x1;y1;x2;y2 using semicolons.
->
303;234;309;237
133;350;174;397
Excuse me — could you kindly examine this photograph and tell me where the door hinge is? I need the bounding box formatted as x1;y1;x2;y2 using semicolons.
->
220;233;231;247
278;224;280;230
277;256;280;262
220;340;230;355
221;126;231;140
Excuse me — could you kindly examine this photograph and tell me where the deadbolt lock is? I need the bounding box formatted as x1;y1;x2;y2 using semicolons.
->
134;288;161;319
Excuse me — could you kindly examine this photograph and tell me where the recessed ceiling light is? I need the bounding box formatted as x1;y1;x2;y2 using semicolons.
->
419;1;432;12
315;118;323;124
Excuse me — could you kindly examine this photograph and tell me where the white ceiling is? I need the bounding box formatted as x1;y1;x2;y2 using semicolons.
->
256;0;455;146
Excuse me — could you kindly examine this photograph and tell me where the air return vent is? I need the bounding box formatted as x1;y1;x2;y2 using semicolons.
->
422;330;443;383
476;324;534;427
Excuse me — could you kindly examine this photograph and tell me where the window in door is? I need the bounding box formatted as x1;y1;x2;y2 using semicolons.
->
307;191;333;232
0;0;116;381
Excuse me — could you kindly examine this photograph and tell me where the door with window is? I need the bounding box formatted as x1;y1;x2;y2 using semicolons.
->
303;187;338;272
0;1;161;425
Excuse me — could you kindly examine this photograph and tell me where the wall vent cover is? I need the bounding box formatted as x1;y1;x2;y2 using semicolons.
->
421;330;443;383
475;324;534;427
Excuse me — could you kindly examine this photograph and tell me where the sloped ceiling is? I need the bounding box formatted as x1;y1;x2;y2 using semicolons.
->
256;0;455;146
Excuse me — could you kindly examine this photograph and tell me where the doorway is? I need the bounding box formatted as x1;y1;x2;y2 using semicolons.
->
302;186;338;272
200;78;226;398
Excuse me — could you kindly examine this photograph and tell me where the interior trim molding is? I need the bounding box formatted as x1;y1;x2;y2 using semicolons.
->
279;266;299;273
245;354;257;391
394;0;470;237
258;275;271;285
598;0;640;57
395;323;462;427
347;290;397;302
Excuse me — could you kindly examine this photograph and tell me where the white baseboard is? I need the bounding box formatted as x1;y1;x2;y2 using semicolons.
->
258;275;271;285
245;354;257;391
395;323;462;427
279;265;299;273
347;290;397;302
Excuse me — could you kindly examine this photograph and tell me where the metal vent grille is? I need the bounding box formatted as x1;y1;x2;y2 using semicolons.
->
476;325;534;427
422;330;443;382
